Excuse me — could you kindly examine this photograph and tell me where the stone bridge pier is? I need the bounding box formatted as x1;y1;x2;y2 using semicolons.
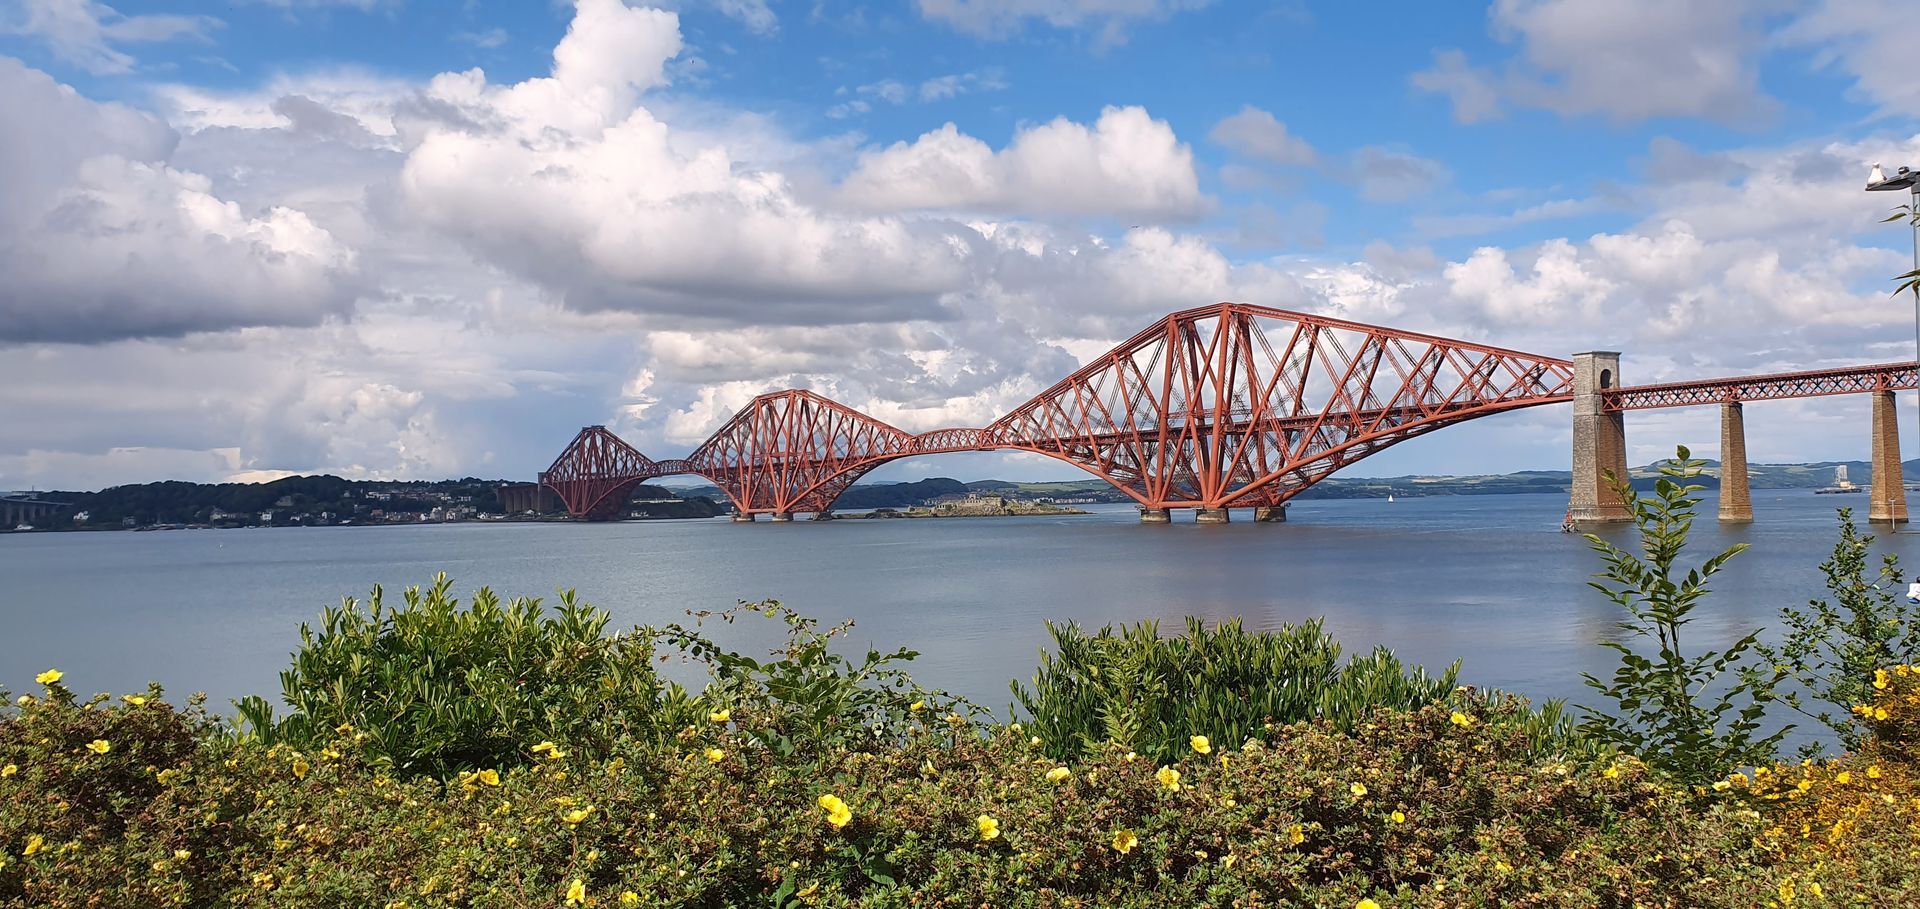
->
1569;352;1630;523
1570;356;1914;526
1718;402;1752;524
1870;390;1908;525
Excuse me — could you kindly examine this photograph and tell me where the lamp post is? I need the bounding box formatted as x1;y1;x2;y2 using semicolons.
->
1868;163;1920;514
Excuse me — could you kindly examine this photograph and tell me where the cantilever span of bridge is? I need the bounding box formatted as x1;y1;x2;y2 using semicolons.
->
529;302;1919;526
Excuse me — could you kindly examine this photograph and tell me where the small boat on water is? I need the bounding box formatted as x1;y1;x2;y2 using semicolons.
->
1815;465;1864;495
1386;494;1395;503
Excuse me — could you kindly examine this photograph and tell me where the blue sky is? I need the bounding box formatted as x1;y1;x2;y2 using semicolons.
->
2;0;1919;491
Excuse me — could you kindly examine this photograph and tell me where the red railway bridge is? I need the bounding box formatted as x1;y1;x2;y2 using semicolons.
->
535;303;1918;525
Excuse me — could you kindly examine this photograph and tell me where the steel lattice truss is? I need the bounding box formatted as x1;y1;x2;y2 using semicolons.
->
539;303;1582;518
537;427;696;520
983;304;1575;508
688;390;916;514
1602;362;1919;411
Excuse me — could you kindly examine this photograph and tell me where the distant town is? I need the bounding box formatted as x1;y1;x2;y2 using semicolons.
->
4;457;1917;532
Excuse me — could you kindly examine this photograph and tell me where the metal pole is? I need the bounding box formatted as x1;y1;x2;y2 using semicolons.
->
1911;184;1919;519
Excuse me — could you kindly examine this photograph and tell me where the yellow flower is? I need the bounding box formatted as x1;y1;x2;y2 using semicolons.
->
621;893;639;906
476;769;500;787
292;759;310;780
1777;879;1794;904
1875;669;1890;690
122;694;147;706
1808;882;1823;898
35;669;62;686
1156;766;1181;791
909;700;925;712
24;835;44;856
1349;782;1368;798
1711;780;1730;791
1874;706;1891;721
1357;901;1381;909
1111;829;1139;854
85;740;110;755
1836;771;1851;785
819;794;852;828
1869;764;1884;779
1045;766;1071;783
976;814;1000;841
1391;810;1406;824
1;764;15;778
1602;764;1621;779
531;741;556;754
561;806;594;825
704;748;725;764
1287;823;1306;845
1190;735;1212;755
1450;711;1474;728
174;849;190;860
565;879;586;906
709;709;731;723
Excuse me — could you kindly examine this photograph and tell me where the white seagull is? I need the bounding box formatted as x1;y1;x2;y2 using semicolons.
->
1869;162;1888;185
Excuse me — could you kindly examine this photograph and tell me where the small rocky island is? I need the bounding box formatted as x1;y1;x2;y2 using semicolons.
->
836;493;1089;519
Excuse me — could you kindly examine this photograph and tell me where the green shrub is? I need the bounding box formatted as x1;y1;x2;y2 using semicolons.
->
1758;508;1920;755
5;682;1817;908
1579;447;1788;785
234;574;672;776
1013;616;1467;763
660;601;968;757
0;678;226;908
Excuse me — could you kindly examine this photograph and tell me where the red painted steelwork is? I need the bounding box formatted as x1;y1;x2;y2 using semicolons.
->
1603;362;1919;411
538;426;661;520
539;303;1581;519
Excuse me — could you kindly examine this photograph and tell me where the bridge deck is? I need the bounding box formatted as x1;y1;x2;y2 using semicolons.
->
1605;362;1918;411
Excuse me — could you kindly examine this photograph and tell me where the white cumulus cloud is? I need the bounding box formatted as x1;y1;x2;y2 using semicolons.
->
839;106;1206;219
0;57;356;343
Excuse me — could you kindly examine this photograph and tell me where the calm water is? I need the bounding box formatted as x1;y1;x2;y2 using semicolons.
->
3;492;1915;730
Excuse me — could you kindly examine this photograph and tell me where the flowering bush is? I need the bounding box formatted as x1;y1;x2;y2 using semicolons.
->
1717;663;1920;903
1760;508;1920;755
0;674;1827;908
233;574;678;776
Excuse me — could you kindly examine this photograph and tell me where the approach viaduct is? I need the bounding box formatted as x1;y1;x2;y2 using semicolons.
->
534;303;1918;526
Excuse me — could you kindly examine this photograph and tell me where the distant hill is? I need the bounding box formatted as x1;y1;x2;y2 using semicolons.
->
40;457;1913;528
26;476;722;529
673;458;1920;507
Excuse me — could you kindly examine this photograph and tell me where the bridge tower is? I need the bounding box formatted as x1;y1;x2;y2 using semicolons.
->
1717;402;1753;523
1569;352;1630;523
1870;389;1908;524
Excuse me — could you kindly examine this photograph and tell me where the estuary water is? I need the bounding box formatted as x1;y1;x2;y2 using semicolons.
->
2;491;1915;726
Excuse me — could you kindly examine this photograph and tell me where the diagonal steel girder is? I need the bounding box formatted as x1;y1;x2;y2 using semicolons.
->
540;303;1578;518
